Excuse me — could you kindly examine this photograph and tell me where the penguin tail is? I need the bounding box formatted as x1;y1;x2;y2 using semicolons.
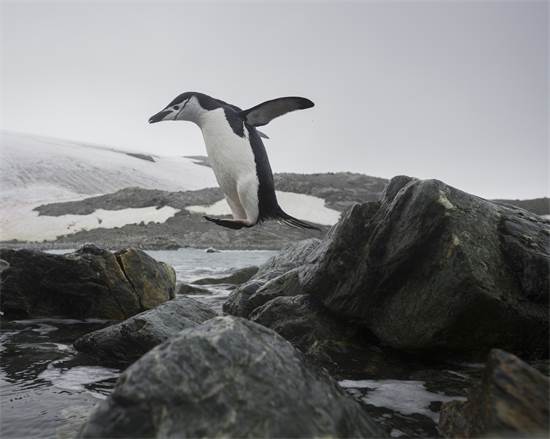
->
273;208;322;231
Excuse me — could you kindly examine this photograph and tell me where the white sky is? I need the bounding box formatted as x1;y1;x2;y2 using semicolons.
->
1;0;548;199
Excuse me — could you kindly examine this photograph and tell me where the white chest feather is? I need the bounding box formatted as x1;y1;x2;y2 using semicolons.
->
199;109;258;197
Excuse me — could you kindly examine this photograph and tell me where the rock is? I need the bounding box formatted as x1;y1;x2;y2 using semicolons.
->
138;236;181;250
249;294;365;370
0;245;176;319
78;316;382;438
0;259;9;274
300;177;550;357
223;239;319;316
225;268;302;317
222;279;267;317
191;265;258;286
115;248;176;309
74;296;216;363
439;349;550;437
255;238;320;278
176;282;212;295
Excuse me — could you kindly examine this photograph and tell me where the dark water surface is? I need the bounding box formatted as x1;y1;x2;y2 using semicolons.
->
1;248;276;439
1;248;483;438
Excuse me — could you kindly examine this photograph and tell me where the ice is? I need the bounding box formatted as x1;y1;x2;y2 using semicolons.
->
338;379;466;422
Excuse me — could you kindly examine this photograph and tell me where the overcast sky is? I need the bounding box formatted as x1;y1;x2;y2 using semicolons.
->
1;0;548;199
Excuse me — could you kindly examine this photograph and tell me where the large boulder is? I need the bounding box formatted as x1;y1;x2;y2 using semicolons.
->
74;296;216;363
78;316;382;438
439;349;549;437
299;176;549;357
0;245;176;319
223;239;319;316
249;294;370;372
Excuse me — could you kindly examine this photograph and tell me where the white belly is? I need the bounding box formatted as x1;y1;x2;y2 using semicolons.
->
199;109;259;217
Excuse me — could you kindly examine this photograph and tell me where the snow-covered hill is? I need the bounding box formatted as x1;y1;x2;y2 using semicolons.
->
0;130;216;197
0;131;217;241
0;131;343;244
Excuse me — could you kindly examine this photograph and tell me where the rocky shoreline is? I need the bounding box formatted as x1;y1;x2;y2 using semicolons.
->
1;175;548;438
2;169;547;251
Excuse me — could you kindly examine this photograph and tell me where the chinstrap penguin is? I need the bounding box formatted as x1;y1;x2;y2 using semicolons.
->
149;92;319;231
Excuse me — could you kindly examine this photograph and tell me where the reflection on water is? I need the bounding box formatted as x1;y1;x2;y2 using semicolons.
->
1;248;277;439
0;318;116;439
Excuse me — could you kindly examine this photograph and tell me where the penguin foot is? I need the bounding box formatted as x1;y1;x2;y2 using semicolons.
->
203;216;253;230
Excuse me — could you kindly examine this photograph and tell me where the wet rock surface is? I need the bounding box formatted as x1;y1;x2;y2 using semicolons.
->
78;316;382;438
299;176;549;357
223;239;319;316
176;282;213;295
439;349;550;437
191;265;258;286
249;294;364;370
74;296;217;363
0;245;175;319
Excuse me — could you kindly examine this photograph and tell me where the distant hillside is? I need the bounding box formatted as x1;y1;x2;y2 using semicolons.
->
22;172;387;250
493;198;550;216
1;132;546;250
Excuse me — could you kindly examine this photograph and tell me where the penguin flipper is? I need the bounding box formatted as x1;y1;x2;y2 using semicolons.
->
203;216;253;230
240;97;314;127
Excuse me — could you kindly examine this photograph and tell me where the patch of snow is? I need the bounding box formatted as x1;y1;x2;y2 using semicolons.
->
186;191;340;226
338;379;466;422
0;131;215;241
0;130;217;195
0;204;179;241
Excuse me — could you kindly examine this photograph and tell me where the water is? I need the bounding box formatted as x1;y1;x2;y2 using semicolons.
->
1;248;489;438
1;248;276;439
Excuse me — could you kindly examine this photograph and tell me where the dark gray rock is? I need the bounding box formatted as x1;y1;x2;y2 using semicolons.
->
244;269;303;314
78;316;382;438
191;265;258;286
223;239;319;316
255;238;320;278
74;296;216;363
300;177;550;357
221;279;267;317
0;245;175;319
137;236;181;250
0;259;9;274
249;294;365;370
439;349;550;437
176;282;212;295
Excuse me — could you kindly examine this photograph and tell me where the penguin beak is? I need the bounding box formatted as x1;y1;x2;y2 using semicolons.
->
148;110;172;124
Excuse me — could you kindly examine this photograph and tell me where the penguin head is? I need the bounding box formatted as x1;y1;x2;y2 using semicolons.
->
148;92;206;124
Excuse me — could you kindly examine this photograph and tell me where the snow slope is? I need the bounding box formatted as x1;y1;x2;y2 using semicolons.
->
0;131;215;241
0;131;340;242
186;191;341;226
2;205;180;242
0;130;216;196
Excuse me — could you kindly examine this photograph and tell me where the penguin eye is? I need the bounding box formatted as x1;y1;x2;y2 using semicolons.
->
173;106;180;110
